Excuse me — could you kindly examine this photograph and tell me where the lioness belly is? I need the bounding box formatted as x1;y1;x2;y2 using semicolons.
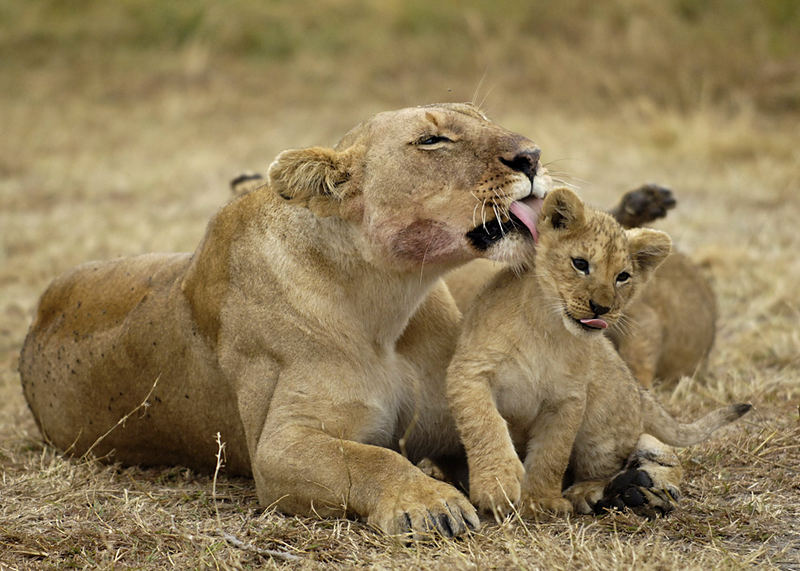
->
19;254;250;474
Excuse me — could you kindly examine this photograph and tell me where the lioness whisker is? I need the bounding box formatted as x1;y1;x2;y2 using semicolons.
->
492;203;505;236
471;192;482;228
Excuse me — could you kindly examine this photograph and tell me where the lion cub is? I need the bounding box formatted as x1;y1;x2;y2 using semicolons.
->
447;188;750;516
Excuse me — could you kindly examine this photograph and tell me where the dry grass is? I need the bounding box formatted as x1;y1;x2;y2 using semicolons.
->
2;1;799;569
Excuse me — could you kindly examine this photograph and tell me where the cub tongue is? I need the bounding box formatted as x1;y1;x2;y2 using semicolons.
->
509;197;544;243
580;318;608;329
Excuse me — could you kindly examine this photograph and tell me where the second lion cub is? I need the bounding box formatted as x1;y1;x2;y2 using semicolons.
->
447;188;750;516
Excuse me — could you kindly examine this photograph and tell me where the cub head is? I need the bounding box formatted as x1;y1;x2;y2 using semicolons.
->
266;103;551;272
534;187;672;337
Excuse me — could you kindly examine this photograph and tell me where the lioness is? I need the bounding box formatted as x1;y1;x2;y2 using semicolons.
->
446;188;750;516
20;103;553;538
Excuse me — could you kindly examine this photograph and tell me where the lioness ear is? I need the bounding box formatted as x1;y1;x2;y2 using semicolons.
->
267;146;356;211
627;228;672;275
541;187;585;231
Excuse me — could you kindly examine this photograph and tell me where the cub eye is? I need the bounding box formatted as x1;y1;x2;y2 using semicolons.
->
616;271;631;283
415;135;452;146
571;257;590;274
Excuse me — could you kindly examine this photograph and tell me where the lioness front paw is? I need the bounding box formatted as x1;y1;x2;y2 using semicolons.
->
594;434;683;519
469;459;525;518
614;184;677;228
369;478;479;540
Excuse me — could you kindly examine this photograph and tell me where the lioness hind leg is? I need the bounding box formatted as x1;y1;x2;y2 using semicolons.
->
610;184;677;229
594;434;683;518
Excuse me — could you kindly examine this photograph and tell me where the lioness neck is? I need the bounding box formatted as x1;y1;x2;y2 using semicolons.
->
242;191;445;349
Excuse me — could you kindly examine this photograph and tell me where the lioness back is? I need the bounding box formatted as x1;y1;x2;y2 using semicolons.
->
20;250;251;473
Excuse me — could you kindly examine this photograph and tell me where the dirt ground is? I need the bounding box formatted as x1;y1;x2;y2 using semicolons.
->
1;2;799;569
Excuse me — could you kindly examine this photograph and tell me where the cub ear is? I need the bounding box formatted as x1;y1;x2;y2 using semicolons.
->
627;228;672;275
267;146;358;213
541;187;585;231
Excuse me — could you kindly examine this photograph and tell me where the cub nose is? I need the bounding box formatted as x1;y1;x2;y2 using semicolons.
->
589;300;611;316
499;148;541;183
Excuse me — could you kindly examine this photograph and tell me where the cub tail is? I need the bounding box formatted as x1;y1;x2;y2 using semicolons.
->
641;391;751;447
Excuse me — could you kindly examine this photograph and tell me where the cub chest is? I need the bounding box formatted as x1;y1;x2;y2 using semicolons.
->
492;349;588;439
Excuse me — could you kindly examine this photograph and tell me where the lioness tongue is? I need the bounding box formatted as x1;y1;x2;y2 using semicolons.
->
509;197;544;243
580;318;608;329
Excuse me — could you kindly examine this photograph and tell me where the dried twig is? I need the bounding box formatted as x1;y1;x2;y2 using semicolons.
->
81;374;161;461
211;432;301;563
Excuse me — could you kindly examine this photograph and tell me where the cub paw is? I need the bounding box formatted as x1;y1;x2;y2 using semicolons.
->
369;477;479;540
469;459;525;518
614;183;677;228
416;457;447;482
594;434;683;519
562;480;607;514
525;495;574;516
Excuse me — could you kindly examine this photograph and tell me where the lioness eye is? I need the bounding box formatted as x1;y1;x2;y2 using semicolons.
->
616;271;631;283
415;135;452;146
571;257;590;274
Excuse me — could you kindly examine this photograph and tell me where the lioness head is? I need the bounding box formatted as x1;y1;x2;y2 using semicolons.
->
534;187;672;336
267;103;550;271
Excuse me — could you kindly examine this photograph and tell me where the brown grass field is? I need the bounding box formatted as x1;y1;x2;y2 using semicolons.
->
1;1;799;568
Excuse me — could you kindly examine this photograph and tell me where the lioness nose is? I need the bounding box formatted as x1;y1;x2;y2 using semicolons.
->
499;148;541;183
589;300;611;316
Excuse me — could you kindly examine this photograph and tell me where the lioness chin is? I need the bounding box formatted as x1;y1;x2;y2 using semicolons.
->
20;103;553;539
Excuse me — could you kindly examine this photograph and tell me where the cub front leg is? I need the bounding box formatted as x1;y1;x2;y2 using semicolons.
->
519;395;585;515
447;362;523;517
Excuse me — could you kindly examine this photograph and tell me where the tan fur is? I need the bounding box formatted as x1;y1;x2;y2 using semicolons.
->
607;253;716;387
19;103;552;539
446;235;717;389
446;188;749;516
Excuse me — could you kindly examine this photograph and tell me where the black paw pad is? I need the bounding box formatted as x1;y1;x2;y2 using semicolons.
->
594;468;675;518
606;468;653;494
621;486;645;507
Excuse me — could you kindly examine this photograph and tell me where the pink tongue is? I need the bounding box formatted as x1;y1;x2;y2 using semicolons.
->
580;318;608;329
509;197;544;243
